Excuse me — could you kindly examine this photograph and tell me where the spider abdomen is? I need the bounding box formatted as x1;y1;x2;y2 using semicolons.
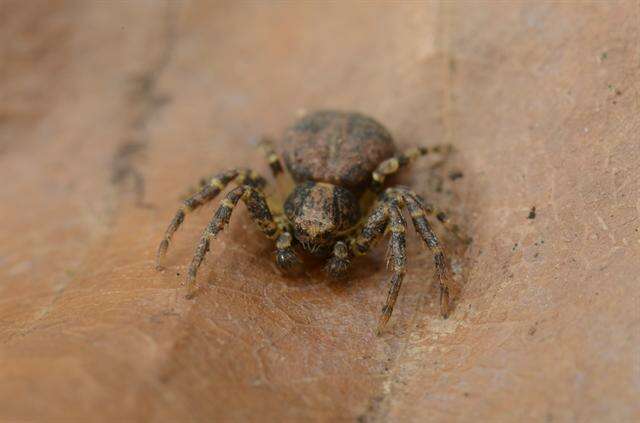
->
282;110;396;192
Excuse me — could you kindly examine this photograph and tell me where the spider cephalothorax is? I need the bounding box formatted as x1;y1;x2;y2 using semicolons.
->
284;181;360;256
156;110;469;333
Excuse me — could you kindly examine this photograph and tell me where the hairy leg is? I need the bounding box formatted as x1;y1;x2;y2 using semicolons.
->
392;186;471;244
344;198;409;333
258;137;295;209
371;145;452;191
344;198;399;332
348;186;460;332
185;185;279;297
156;168;265;269
388;187;459;317
351;202;390;256
377;205;407;334
258;137;285;178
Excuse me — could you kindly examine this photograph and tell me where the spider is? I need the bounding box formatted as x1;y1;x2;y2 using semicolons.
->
156;110;469;333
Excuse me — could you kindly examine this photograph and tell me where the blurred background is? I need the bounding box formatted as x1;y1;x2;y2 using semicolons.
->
1;1;638;421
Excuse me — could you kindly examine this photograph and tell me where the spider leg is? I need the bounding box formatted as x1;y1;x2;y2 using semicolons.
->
178;177;207;200
390;187;459;318
346;197;408;333
371;145;452;191
350;186;460;332
391;186;471;244
156;169;265;269
185;184;279;298
351;201;390;256
258;137;285;178
258;137;295;208
376;205;407;334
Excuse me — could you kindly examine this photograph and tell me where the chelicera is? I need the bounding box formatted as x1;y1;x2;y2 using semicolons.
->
156;110;469;333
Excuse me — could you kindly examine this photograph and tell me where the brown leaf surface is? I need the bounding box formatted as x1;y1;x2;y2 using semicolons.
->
1;1;638;421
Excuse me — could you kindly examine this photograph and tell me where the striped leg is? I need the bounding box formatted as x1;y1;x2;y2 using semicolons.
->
185;185;279;298
156;168;265;270
371;145;452;191
391;186;471;244
258;137;295;203
179;177;208;201
351;202;390;256
258;137;285;178
392;188;459;318
345;198;408;333
377;205;407;334
351;186;460;332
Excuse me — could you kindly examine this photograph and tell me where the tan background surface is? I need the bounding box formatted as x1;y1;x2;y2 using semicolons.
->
1;1;638;422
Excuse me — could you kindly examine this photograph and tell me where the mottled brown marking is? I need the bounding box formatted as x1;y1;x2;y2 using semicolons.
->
376;206;406;334
282;110;396;192
284;181;359;255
